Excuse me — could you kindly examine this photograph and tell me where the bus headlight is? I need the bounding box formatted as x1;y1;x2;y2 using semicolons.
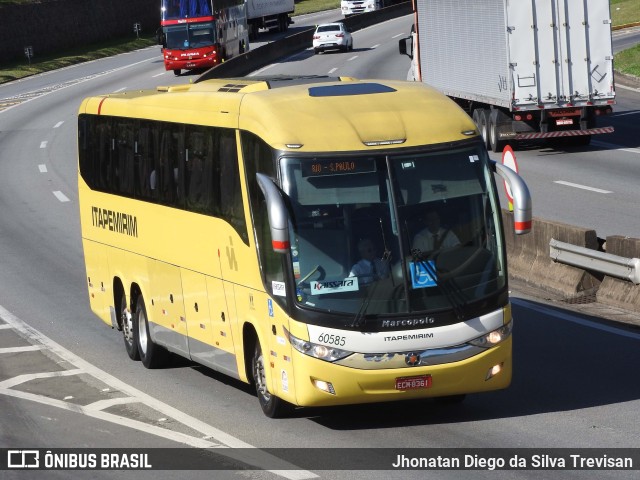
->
284;327;353;362
468;321;513;348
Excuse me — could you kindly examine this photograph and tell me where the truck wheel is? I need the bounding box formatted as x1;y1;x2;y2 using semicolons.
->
252;341;291;418
135;295;168;369
478;109;491;150
489;109;506;153
173;69;181;76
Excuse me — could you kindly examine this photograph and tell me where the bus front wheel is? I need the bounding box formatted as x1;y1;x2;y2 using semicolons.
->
135;295;168;369
252;341;290;418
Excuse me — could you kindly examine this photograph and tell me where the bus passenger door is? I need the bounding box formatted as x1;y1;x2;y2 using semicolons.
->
147;260;188;357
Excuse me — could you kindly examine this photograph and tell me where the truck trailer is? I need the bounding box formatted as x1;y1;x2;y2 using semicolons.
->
246;0;295;40
399;0;616;151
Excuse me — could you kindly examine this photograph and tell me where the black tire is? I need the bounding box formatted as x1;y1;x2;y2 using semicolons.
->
173;69;181;76
121;294;140;361
489;109;506;153
135;295;168;369
252;341;290;418
479;109;491;150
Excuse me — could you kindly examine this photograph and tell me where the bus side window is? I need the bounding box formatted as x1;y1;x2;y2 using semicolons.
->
115;120;135;197
136;122;155;200
218;129;248;243
96;118;113;192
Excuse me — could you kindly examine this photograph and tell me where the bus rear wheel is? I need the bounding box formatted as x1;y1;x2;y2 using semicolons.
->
135;295;168;369
121;294;140;361
252;341;290;418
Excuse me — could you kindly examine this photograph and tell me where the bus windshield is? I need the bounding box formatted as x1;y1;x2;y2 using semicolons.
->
164;22;216;49
279;145;505;318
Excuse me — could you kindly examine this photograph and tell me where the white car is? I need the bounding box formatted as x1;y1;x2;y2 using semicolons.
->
312;23;354;54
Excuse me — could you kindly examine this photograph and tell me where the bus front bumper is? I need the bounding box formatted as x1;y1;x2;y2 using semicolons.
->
287;337;512;408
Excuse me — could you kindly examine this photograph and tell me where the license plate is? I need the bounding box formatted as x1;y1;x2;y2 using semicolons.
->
187;63;196;67
556;119;573;126
395;375;432;391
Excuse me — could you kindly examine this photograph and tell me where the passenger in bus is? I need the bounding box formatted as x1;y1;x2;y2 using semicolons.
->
349;238;390;285
412;208;460;253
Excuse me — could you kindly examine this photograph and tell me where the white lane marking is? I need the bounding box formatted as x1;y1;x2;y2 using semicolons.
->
152;72;165;78
40;141;47;148
613;111;639;117
38;164;47;173
392;33;405;38
592;140;640;155
328;67;338;74
53;121;64;128
53;191;71;202
616;83;640;93
347;55;358;61
0;369;84;389
113;87;126;93
371;44;380;49
0;55;157;115
511;298;640;341
553;180;612;194
250;63;275;76
0;345;42;354
0;304;318;479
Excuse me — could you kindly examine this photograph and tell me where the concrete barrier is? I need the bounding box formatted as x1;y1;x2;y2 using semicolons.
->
502;210;601;298
197;2;412;81
597;236;640;313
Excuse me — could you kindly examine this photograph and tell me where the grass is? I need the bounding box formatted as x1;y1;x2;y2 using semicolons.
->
615;44;640;77
294;0;339;16
611;0;640;27
0;0;638;84
0;35;157;84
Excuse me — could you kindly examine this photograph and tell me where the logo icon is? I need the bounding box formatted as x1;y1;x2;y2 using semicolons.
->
8;450;39;468
405;353;422;366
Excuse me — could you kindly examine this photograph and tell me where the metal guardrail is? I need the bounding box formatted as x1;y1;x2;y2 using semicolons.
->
549;238;640;284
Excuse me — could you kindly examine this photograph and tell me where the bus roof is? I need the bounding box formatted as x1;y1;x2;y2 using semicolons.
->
78;76;479;151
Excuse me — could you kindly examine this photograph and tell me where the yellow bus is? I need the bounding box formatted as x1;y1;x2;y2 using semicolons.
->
77;76;532;417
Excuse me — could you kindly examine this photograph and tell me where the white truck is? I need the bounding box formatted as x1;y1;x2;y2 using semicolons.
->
399;0;616;151
246;0;295;40
341;0;384;17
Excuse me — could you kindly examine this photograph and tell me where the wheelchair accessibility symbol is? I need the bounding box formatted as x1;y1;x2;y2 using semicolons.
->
410;261;437;289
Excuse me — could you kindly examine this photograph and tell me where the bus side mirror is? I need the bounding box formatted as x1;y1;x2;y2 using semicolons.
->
493;162;532;235
256;173;291;253
156;28;166;47
398;36;412;59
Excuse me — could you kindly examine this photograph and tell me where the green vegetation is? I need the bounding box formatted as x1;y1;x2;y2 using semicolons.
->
0;0;638;84
294;0;339;16
610;0;640;27
0;35;157;84
615;44;640;77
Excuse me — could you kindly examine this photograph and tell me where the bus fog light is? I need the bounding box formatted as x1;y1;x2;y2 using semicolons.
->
312;379;336;394
486;363;503;380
